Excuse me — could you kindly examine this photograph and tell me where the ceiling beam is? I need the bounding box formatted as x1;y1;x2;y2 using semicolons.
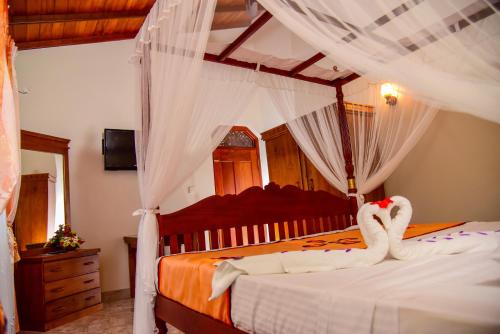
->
289;52;325;76
16;33;137;50
205;52;336;87
10;10;149;25
331;73;360;87
217;11;272;61
215;0;260;13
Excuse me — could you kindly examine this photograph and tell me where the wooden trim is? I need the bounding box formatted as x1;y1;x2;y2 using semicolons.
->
10;11;149;25
215;0;259;13
155;294;246;334
289;52;325;76
16;33;137;50
332;73;360;86
45;303;103;331
217;11;273;61
345;101;374;113
261;123;289;141
18;249;101;263
21;130;69;154
204;53;337;87
21;130;72;226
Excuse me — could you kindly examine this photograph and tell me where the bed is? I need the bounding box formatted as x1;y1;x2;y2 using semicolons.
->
153;183;500;334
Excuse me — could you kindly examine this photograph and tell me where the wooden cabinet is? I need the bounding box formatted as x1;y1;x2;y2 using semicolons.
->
262;126;305;189
15;249;103;331
261;124;385;201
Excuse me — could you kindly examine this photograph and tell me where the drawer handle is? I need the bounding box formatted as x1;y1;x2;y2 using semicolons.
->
83;279;94;284
85;296;95;301
83;261;94;266
50;287;64;293
49;267;62;273
53;306;65;312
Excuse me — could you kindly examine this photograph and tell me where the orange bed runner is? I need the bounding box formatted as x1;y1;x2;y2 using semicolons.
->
157;222;463;325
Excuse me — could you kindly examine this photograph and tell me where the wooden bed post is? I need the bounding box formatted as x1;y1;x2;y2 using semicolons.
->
335;85;359;223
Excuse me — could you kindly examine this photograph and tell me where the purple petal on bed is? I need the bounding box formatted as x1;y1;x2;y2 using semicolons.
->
432;236;437;239
444;237;454;240
459;233;471;236
425;240;437;242
345;248;352;252
476;232;488;235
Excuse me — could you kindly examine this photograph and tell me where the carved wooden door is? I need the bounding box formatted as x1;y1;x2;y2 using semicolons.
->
213;126;262;196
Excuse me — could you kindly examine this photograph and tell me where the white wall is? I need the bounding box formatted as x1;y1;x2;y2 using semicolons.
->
16;40;284;291
20;150;57;176
385;111;500;223
161;87;284;213
17;40;141;292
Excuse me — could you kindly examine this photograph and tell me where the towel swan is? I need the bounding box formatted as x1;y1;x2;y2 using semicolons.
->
209;202;390;300
379;196;498;260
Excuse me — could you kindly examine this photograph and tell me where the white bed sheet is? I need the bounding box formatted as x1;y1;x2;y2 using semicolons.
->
230;221;500;334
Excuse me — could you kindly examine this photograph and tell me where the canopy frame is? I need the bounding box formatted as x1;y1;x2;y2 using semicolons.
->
204;10;360;215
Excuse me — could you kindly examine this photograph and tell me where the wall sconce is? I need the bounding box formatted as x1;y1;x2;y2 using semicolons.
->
381;83;398;106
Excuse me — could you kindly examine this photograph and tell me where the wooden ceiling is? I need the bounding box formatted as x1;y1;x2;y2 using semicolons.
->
8;0;262;50
8;0;355;87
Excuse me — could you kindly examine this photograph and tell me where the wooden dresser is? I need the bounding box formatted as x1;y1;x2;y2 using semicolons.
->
15;248;102;331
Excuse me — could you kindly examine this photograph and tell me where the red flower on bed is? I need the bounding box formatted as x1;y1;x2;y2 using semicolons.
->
370;198;393;208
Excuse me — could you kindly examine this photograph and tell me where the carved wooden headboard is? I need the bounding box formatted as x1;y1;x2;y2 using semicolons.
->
156;183;355;255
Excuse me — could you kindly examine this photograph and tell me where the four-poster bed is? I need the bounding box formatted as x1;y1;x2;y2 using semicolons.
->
143;6;464;333
205;9;362;217
154;182;354;334
149;13;363;327
130;0;500;333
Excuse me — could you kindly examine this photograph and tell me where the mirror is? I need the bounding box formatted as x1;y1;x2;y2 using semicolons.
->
14;130;71;251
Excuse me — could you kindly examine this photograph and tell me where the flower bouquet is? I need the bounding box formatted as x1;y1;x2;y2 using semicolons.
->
45;224;84;251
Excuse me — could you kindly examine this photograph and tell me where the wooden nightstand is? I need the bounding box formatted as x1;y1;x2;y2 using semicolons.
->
15;248;103;331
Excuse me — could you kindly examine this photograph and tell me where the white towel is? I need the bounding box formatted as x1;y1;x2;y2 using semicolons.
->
381;196;498;260
209;202;389;300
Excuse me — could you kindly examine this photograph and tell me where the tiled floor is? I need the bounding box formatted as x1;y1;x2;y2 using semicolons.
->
20;299;182;334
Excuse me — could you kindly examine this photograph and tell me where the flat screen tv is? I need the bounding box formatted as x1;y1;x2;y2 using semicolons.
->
103;129;137;170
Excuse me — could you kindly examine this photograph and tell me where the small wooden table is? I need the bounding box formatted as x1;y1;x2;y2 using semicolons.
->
123;236;137;298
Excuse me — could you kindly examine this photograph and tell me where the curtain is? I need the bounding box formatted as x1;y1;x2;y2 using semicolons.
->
257;0;500;124
132;1;259;332
261;72;437;205
133;1;217;332
346;82;438;197
0;2;21;333
257;72;346;191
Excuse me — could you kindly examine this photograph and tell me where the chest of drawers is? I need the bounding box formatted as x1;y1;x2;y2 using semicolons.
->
15;248;102;331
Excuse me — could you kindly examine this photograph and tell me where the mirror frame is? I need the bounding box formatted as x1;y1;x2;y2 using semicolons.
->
20;130;71;226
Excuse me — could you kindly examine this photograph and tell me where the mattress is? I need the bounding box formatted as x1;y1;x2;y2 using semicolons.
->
230;221;500;334
156;222;464;326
